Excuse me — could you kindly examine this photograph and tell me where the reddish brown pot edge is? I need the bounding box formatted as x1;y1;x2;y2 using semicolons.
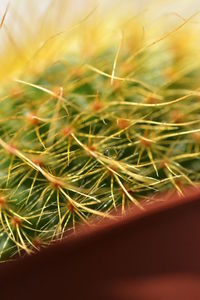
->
0;185;200;299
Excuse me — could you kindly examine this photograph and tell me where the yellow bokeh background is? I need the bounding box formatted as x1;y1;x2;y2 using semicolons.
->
0;0;200;83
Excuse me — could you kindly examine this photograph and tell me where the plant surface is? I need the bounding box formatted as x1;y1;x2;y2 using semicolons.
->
0;7;200;260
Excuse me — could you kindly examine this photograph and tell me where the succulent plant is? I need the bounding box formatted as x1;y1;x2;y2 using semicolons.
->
0;5;200;260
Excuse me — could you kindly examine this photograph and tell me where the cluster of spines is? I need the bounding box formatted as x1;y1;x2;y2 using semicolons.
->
0;26;200;260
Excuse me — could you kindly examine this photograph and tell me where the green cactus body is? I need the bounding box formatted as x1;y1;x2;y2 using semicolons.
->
0;12;200;260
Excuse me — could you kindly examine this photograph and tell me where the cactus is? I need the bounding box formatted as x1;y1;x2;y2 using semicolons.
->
0;5;200;260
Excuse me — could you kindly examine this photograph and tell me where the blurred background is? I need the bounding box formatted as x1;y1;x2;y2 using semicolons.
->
0;0;199;82
1;0;200;20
